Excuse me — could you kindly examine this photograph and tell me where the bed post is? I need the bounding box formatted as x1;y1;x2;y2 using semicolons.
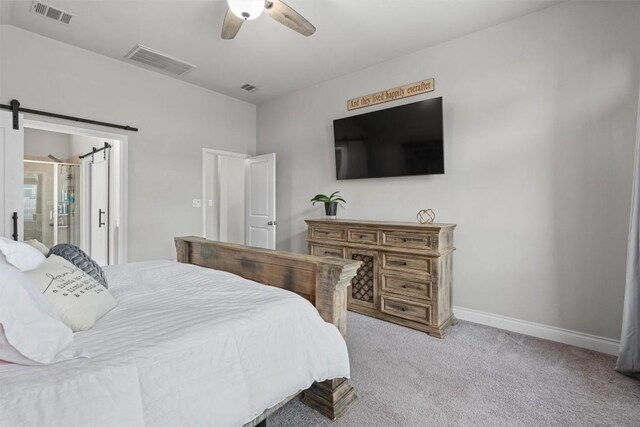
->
301;261;359;419
301;378;357;420
314;259;359;337
175;238;190;264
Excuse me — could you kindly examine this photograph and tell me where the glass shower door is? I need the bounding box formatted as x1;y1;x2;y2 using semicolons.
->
23;162;55;247
57;164;81;246
23;161;82;248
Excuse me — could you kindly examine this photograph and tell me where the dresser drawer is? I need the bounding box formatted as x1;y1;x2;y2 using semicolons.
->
382;253;431;274
381;295;432;324
381;274;432;301
347;229;379;244
311;244;345;258
311;226;346;241
382;230;435;250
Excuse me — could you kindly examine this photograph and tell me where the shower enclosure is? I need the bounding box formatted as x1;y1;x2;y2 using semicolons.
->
23;160;82;248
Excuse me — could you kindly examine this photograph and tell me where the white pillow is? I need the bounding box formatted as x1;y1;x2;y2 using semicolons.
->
0;237;46;271
0;263;86;365
25;255;118;332
25;239;50;256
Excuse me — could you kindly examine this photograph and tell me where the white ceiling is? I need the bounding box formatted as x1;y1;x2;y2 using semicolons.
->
0;0;562;104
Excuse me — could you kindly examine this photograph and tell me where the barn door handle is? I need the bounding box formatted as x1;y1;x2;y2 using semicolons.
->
98;209;106;228
11;212;18;241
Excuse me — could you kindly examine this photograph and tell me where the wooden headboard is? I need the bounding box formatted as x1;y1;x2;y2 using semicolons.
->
175;236;361;337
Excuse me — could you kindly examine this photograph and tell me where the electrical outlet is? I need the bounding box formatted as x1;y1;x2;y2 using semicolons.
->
192;199;202;208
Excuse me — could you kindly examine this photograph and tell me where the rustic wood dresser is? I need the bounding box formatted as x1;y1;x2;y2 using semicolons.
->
306;218;456;337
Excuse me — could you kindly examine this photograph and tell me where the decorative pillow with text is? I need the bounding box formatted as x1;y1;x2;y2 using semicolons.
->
25;255;118;332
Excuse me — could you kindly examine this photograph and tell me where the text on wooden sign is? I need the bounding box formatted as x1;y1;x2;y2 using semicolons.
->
347;79;435;111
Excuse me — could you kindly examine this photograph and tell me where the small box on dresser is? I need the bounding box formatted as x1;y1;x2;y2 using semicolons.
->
306;218;456;337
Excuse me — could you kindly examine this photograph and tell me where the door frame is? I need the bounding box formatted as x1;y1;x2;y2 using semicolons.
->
201;148;249;239
23;119;129;264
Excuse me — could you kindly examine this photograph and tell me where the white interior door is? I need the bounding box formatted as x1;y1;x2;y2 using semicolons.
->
0;111;24;240
90;156;109;265
244;153;276;249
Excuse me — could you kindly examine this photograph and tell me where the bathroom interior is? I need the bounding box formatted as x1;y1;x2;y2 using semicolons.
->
23;128;110;264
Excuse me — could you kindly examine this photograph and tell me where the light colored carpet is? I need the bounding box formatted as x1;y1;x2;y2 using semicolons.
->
269;312;640;426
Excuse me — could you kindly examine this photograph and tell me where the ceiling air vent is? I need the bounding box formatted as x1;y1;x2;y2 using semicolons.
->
124;44;196;77
241;84;258;93
30;1;74;25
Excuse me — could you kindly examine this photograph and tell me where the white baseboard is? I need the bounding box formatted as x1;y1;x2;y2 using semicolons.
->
453;306;620;356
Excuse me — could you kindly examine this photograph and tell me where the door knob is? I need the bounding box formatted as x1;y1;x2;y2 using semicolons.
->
267;221;277;226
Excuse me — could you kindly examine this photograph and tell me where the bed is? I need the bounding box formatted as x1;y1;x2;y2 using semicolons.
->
0;237;361;426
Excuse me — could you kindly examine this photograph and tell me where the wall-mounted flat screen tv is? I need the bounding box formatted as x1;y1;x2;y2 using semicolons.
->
333;97;444;180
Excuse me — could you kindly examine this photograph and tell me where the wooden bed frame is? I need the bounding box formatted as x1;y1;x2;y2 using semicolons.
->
175;236;361;424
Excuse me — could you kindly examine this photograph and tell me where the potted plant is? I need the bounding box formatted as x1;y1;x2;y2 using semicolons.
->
311;191;346;218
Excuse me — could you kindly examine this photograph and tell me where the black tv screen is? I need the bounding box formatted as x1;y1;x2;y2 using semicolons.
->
333;97;444;180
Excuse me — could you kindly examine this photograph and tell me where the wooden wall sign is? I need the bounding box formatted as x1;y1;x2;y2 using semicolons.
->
347;78;435;111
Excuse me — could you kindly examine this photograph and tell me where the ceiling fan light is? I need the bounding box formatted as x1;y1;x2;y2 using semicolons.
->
228;0;264;20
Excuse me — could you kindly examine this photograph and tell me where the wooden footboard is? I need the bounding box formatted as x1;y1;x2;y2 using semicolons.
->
175;236;360;337
175;237;360;423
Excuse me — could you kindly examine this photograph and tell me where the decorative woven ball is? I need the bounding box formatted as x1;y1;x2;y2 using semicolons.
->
417;209;436;224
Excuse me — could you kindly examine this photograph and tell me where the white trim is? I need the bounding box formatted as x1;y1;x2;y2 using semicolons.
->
23;119;128;264
80;157;91;254
53;164;59;244
453;306;620;356
24;119;128;141
202;148;251;159
201;148;250;238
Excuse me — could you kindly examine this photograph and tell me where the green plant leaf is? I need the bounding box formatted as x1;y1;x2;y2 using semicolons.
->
310;194;328;201
311;191;346;205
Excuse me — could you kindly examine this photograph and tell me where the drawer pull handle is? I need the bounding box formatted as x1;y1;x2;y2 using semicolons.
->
402;238;407;242
388;303;408;312
358;234;364;239
402;284;407;288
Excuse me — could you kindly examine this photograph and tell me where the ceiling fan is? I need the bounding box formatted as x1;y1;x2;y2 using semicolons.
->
221;0;316;39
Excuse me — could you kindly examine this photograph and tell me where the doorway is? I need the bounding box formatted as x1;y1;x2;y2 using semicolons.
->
202;149;276;249
21;121;127;265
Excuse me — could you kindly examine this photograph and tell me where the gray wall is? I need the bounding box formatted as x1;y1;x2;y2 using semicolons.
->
219;155;245;245
69;134;104;160
203;153;245;244
24;128;102;161
257;1;640;340
1;25;256;261
24;128;71;160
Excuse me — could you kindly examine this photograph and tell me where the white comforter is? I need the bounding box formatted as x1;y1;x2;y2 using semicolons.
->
0;260;350;427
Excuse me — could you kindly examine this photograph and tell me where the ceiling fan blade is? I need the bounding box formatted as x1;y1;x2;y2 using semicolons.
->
264;0;316;37
221;8;244;40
